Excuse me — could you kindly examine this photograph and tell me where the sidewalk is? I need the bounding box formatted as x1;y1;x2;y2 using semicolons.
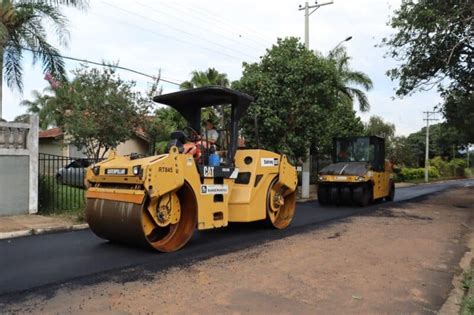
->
0;215;88;240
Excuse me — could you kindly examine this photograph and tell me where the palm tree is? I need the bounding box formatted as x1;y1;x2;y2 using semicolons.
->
180;68;230;127
180;68;230;89
20;88;55;129
329;46;373;112
0;0;88;118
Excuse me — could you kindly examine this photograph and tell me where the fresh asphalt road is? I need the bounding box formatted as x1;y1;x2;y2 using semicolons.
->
0;179;473;299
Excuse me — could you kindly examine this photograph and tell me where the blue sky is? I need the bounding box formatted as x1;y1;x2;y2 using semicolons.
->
2;0;442;135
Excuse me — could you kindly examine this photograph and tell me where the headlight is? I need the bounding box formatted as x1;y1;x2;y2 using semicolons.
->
356;176;365;182
318;175;325;181
132;165;141;176
92;166;100;175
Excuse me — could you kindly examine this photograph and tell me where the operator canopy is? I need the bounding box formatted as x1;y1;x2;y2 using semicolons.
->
153;86;254;164
153;86;254;131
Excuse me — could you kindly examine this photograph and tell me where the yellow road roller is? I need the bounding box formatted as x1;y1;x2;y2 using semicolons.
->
85;86;298;252
317;136;395;206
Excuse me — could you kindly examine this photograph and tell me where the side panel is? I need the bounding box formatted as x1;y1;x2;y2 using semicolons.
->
145;148;185;198
180;155;235;230
229;150;296;222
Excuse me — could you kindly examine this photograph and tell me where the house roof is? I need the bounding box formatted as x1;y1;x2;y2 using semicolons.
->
39;127;63;139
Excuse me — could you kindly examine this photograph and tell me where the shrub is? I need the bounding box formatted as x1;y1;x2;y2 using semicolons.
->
448;158;467;177
430;156;450;177
464;168;473;177
398;167;439;181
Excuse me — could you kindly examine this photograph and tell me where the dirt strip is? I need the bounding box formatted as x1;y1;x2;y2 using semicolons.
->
4;187;474;314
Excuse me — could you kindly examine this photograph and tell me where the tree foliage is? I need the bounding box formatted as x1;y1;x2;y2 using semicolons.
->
0;0;88;90
383;0;473;141
329;47;373;112
364;115;395;140
0;0;88;117
233;37;366;161
364;115;396;155
46;65;153;159
401;123;465;167
20;87;55;129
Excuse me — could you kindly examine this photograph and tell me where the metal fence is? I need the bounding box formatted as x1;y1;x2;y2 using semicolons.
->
38;153;101;213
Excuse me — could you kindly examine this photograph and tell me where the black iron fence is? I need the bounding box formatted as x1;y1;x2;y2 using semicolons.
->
38;153;101;213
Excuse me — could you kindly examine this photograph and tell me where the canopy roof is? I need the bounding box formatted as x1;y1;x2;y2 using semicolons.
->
153;86;254;130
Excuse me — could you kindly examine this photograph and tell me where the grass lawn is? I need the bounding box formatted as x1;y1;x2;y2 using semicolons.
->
461;265;474;315
38;175;86;223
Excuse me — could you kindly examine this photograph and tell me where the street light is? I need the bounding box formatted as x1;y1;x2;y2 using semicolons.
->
333;36;353;50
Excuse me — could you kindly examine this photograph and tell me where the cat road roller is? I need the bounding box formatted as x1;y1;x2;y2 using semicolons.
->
85;86;298;252
317;136;395;206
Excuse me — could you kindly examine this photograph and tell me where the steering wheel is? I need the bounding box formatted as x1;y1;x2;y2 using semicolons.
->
183;126;200;142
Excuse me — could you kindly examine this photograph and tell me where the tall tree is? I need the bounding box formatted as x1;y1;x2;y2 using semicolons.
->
0;0;88;118
383;1;473;141
364;115;396;155
329;47;373;112
233;37;365;161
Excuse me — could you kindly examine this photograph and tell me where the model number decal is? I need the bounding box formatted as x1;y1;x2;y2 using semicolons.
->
203;166;214;177
158;166;173;173
261;158;279;167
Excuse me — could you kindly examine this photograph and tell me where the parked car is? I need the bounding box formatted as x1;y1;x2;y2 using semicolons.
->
56;159;91;188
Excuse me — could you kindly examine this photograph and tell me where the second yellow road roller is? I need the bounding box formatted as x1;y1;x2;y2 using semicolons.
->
85;86;298;252
317;136;395;206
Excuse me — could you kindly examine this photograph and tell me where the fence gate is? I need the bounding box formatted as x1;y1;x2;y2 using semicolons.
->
38;153;99;213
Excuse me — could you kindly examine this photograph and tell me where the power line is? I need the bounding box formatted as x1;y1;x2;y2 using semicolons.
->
99;0;257;60
135;0;266;52
21;47;183;86
90;10;246;62
187;2;275;46
153;0;272;48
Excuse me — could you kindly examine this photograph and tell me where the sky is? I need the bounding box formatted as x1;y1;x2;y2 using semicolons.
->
2;0;443;135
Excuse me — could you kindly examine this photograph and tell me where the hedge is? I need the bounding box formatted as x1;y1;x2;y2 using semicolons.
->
397;167;440;181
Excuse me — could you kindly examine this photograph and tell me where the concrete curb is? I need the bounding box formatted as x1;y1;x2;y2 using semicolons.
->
0;223;89;241
0;229;33;240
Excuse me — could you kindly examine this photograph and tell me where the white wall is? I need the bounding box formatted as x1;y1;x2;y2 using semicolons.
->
0;116;39;215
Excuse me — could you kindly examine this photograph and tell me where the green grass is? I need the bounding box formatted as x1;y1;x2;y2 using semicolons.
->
38;175;86;222
461;266;474;315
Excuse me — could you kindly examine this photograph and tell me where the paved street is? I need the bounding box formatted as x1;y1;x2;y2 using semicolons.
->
0;179;472;302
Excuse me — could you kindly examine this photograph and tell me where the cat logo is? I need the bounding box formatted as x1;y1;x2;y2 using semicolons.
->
203;166;214;177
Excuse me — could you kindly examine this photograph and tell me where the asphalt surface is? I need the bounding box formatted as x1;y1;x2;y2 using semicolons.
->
0;179;472;300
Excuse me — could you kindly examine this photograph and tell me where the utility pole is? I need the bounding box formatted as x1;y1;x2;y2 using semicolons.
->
467;143;471;168
298;0;333;198
423;111;438;183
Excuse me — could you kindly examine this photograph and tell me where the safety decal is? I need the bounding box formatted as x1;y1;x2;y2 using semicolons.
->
261;158;279;167
200;184;229;195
